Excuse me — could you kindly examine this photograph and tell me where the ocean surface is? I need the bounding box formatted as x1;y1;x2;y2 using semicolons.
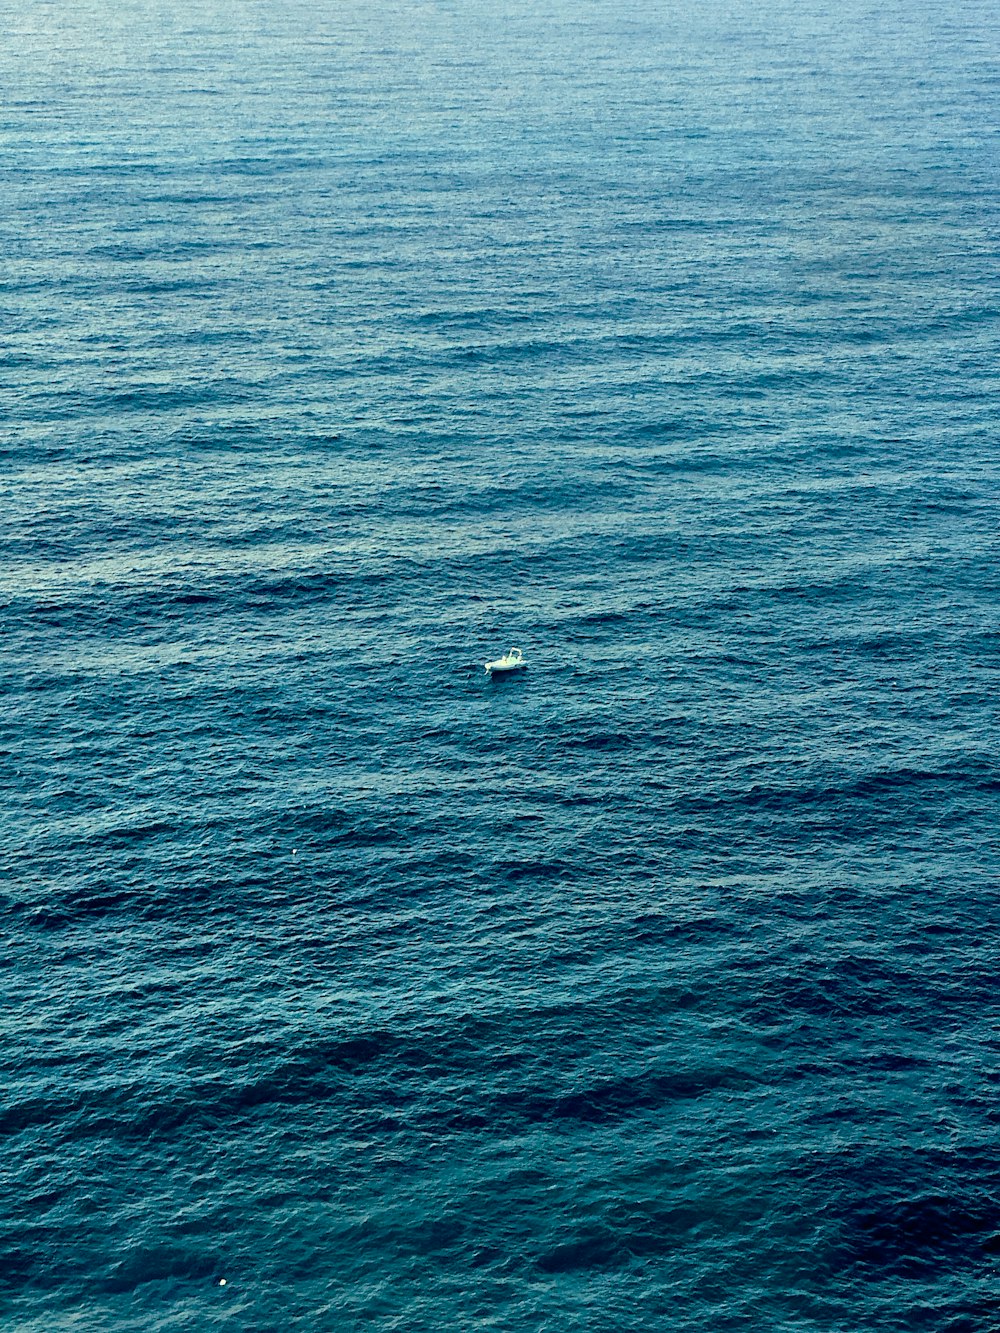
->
4;0;1000;1328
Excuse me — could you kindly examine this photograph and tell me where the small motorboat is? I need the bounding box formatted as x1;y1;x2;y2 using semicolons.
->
485;647;526;675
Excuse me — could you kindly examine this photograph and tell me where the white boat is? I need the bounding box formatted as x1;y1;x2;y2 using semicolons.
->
485;647;526;675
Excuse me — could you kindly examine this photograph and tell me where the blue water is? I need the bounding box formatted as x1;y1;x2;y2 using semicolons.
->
4;0;1000;1327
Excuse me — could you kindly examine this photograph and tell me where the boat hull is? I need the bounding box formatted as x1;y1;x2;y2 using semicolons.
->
485;648;526;675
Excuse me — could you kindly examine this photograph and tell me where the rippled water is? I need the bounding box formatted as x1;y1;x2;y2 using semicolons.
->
4;0;1000;1328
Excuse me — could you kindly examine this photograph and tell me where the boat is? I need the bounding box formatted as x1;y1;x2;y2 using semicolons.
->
485;647;526;675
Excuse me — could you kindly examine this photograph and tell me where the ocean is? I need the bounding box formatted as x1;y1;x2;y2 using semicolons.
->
3;0;1000;1327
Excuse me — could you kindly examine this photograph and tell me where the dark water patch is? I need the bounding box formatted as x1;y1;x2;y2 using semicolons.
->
103;1247;218;1294
627;912;733;947
497;1064;754;1128
842;1193;1000;1277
